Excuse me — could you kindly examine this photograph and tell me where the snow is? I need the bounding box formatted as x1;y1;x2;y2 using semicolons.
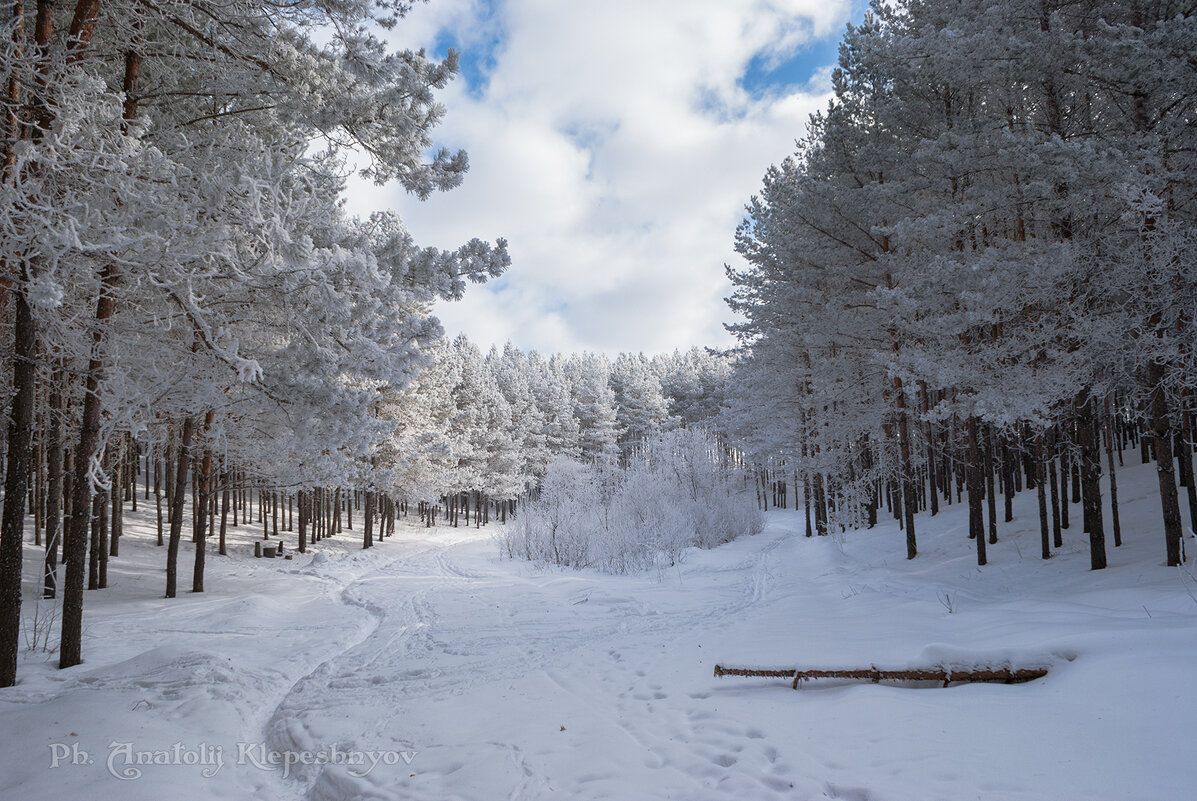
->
4;459;1197;800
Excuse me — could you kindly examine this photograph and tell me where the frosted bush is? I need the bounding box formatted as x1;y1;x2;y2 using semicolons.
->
498;456;600;568
502;428;763;573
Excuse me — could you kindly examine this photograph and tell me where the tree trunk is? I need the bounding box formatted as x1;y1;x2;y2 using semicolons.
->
43;372;64;598
165;416;194;599
87;494;100;590
1178;411;1197;539
363;491;375;549
984;426;998;545
1059;447;1070;530
0;269;36;687
1037;435;1050;559
1148;362;1184;566
59;296;117;667
311;488;320;542
298;491;308;554
193;411;215;593
334;488;342;534
215;471;227;559
1048;442;1062;548
96;489;108;589
57;24;137;664
1076;394;1106;570
967;417;987;566
108;450;121;557
803;474;813;537
812;473;828;536
155;452;163;546
926;424;939;517
1104;400;1122;548
1002;439;1015;523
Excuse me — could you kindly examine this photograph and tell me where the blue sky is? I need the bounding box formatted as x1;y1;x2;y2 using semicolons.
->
432;3;857;101
351;0;865;356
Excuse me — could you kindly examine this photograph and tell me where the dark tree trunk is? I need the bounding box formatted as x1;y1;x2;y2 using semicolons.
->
812;473;828;536
861;442;878;527
108;451;121;557
1002;439;1015;523
155;452;163;546
334;488;342;534
164;439;175;520
219;470;229;556
165;416;194;599
891;478;901;524
984;427;998;545
310;489;318;542
1059;447;1070;530
57;29;138;664
1048;444;1062;548
1178;412;1197;540
1104;400;1122;548
1037;435;1051;559
894;377;917;559
1022;424;1038;490
1148;363;1184;566
926;426;939;517
803;474;813;537
97;490;108;589
298;491;308;554
0;271;36;687
87;494;100;590
43;373;64;599
967;417;987;566
59;263;118;667
1076;394;1106;570
363;491;375;549
193;411;214;593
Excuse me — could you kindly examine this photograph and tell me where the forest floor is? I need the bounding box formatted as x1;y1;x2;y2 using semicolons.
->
3;459;1197;800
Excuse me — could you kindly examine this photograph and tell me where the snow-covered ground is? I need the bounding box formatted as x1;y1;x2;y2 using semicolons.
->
4;459;1197;801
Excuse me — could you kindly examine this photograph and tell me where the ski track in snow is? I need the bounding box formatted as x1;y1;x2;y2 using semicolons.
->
257;525;791;801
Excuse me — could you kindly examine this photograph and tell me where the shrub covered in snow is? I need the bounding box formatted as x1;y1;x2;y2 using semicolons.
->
498;427;763;573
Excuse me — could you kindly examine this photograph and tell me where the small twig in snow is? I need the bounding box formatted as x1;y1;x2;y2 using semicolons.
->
937;591;956;614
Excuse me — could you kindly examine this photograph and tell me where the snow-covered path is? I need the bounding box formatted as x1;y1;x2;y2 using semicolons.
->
5;460;1197;800
264;523;791;801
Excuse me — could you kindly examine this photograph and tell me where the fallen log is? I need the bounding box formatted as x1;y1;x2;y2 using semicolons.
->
712;664;1049;688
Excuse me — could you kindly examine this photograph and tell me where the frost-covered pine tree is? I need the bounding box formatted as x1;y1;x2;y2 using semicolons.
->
651;348;732;428
490;343;551;488
609;353;673;459
0;0;507;682
529;351;582;461
559;353;620;463
723;0;1196;569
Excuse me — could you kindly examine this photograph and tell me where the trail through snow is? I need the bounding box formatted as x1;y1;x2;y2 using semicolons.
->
4;459;1197;800
264;524;788;801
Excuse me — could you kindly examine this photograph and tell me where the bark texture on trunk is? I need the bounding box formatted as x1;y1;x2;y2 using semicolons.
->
165;416;194;598
0;268;36;687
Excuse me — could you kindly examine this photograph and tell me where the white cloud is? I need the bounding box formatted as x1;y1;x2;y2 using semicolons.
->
346;0;852;356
